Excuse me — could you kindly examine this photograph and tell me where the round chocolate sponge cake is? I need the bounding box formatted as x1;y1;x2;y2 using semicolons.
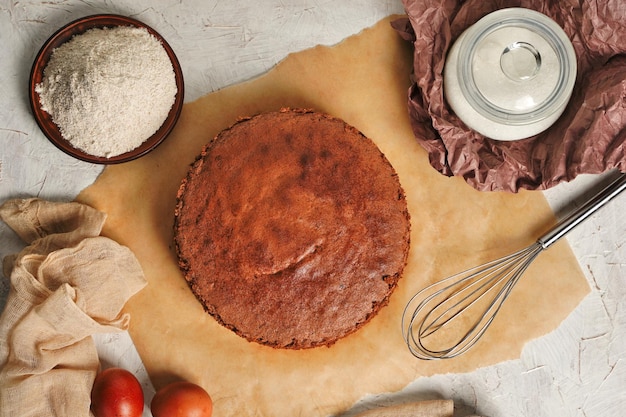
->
174;108;410;349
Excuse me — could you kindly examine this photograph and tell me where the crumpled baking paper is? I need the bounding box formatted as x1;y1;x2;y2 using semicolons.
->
74;16;590;416
393;0;626;192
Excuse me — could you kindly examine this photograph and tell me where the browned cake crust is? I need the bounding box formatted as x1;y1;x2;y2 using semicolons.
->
174;108;410;349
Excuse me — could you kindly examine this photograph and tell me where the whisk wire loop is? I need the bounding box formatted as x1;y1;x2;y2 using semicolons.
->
403;242;544;359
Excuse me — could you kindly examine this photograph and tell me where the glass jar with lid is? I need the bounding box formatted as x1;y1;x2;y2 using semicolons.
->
443;8;577;141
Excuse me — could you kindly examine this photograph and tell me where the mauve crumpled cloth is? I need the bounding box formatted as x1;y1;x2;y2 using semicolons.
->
392;0;626;192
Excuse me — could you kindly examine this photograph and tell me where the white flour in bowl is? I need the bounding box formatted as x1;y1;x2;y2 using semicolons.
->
36;26;177;158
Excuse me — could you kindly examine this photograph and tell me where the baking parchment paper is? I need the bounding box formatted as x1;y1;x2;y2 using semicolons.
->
393;0;626;192
76;17;589;417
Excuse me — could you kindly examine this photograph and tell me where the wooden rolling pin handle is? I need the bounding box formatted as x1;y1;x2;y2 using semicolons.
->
352;399;454;417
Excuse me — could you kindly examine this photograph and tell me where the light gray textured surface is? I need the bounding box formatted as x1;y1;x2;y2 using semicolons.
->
1;2;625;416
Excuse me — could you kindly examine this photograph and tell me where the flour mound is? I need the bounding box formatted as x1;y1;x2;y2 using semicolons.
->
36;26;177;158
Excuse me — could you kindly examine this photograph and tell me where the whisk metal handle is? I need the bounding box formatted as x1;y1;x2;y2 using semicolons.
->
538;173;626;249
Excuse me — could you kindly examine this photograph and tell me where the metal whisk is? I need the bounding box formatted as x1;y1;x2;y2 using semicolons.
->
402;172;626;360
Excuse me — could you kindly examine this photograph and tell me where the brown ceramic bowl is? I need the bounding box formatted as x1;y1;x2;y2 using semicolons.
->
29;14;184;164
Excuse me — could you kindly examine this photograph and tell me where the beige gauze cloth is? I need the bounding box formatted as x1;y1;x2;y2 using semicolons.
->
0;198;147;417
